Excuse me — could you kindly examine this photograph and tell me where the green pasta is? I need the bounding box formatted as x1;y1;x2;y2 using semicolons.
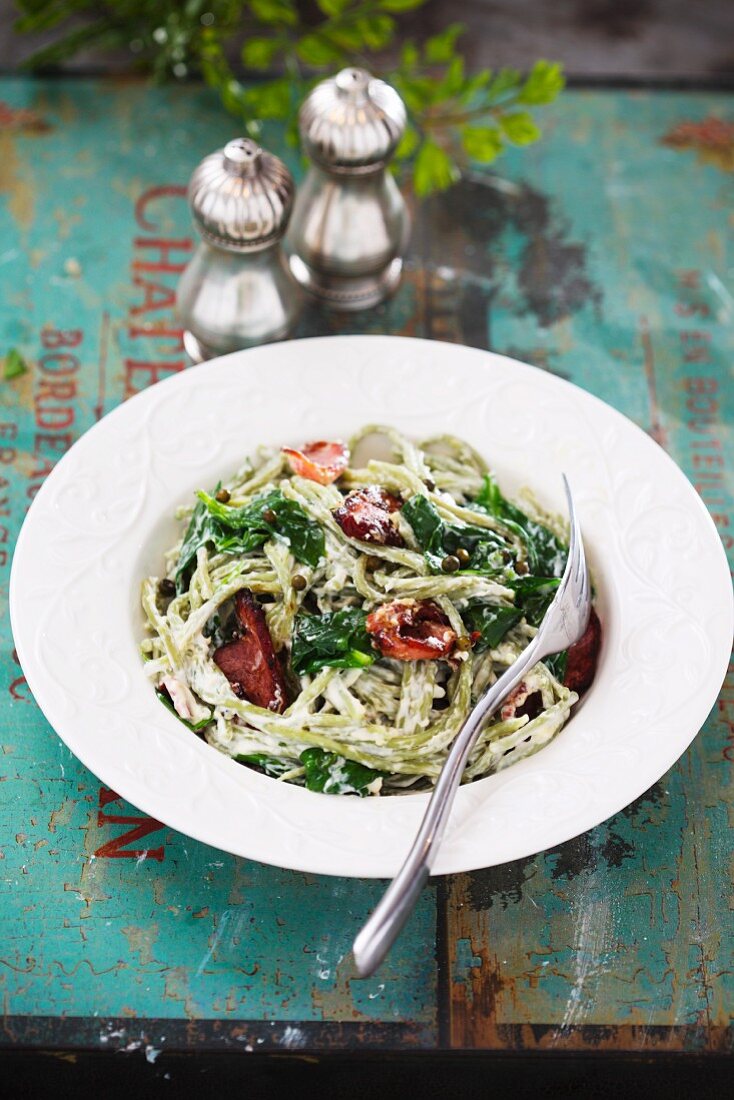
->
140;426;580;796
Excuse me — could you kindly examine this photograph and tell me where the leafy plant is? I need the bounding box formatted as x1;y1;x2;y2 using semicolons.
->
15;0;564;195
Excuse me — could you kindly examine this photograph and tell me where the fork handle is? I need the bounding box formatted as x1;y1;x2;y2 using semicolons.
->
352;636;543;978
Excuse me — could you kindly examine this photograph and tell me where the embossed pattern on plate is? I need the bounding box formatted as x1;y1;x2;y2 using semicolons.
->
9;336;733;876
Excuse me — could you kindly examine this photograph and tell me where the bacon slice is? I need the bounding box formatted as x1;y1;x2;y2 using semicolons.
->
500;681;543;722
333;486;404;547
213;590;287;712
366;600;457;662
564;608;602;695
283;440;349;485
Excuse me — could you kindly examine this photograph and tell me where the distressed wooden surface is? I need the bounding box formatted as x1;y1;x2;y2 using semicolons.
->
0;79;732;1058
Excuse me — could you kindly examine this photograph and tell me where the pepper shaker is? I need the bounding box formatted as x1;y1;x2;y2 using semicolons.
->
287;68;410;311
177;138;300;362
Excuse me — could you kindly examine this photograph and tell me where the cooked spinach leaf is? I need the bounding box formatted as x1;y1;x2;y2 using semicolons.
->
474;474;567;578
544;650;568;682
462;603;523;652
300;747;385;796
175;494;218;593
291;608;375;677
203;610;231;649
235;753;296;777
512;574;561;626
198;489;325;567
155;688;211;732
402;494;506;574
175;488;325;591
401;493;445;568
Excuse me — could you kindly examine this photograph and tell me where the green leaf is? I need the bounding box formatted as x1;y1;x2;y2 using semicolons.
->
401;495;446;569
315;0;352;14
474;475;567;578
296;34;343;66
243;77;292;119
300;747;385;796
242;36;281;70
203;611;229;650
399;41;419;69
461;124;503;163
435;54;465;100
156;689;211;732
3;348;28;380
394;124;420;161
402;494;506;574
517;59;565;105
235;753;296;776
462;603;523;652
500;111;541;145
326;24;368;50
424;22;465;64
353;14;395;49
249;0;298;28
198;489;326;568
379;0;426;10
512;575;560;626
291;608;375;677
175;493;218;593
393;74;436;113
544;649;568;681
176;487;324;589
20;22;127;70
486;67;521;101
458;69;492;103
413;140;459;197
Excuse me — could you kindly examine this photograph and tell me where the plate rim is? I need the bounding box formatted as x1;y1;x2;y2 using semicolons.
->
10;334;733;877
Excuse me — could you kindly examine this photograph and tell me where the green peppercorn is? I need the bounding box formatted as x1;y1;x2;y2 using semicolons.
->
263;507;277;525
441;555;460;573
455;636;472;652
215;487;230;503
515;560;529;575
456;547;470;565
158;578;176;598
292;574;307;591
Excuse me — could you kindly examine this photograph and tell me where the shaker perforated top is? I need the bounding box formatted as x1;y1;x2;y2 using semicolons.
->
298;68;407;171
187;137;295;252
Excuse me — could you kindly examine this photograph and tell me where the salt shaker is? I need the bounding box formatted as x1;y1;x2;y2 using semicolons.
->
177;138;300;361
287;68;410;311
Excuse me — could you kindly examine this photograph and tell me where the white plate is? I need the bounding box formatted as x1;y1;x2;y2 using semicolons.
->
10;336;733;877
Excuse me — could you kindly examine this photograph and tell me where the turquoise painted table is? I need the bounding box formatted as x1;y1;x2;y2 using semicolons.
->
1;79;732;1080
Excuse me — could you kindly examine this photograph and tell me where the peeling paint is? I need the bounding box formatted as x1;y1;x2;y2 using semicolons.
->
48;799;77;834
662;116;734;172
121;924;159;968
0;132;34;231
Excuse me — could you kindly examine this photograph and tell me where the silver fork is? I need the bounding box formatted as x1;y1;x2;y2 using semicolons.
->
353;476;591;978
